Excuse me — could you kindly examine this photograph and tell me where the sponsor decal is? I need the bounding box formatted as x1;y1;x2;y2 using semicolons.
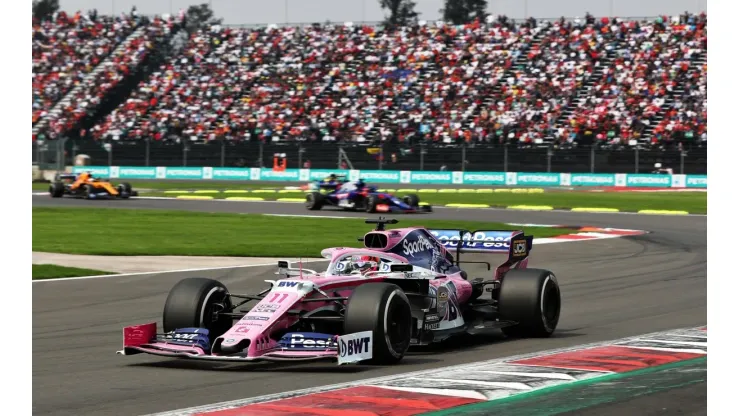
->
424;322;440;330
234;326;250;333
429;230;512;251
425;314;440;323
338;331;373;365
252;303;279;314
512;239;527;258
245;316;270;321
168;333;198;340
402;235;434;257
436;286;450;318
279;332;338;350
278;281;300;288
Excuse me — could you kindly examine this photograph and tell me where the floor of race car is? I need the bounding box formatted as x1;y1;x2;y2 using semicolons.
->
32;199;706;416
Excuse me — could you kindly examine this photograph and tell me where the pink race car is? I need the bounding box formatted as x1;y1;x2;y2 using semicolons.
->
117;218;561;365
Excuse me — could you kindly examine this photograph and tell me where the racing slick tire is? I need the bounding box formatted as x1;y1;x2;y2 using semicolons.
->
117;182;132;198
403;194;420;207
162;278;234;340
498;268;561;338
365;194;379;213
49;182;65;198
83;184;95;199
344;283;412;365
305;192;324;210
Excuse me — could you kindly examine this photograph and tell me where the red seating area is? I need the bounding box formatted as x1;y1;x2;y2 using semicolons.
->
43;16;177;138
561;14;707;146
32;11;139;124
36;13;707;148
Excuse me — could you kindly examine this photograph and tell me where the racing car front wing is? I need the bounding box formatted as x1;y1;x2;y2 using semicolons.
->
117;322;372;365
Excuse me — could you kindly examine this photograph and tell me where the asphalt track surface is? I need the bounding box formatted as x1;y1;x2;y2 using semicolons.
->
32;195;707;416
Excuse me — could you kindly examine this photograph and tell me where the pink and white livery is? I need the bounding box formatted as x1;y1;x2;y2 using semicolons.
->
117;218;562;365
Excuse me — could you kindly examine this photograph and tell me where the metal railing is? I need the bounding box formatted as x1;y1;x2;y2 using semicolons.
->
34;140;707;175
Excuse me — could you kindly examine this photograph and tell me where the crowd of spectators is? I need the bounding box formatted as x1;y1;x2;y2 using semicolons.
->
32;10;139;124
560;12;707;147
34;12;707;148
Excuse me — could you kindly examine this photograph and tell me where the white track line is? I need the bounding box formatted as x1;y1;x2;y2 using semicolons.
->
32;259;326;283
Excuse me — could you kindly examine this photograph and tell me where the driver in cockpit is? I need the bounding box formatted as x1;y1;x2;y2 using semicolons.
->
337;255;380;275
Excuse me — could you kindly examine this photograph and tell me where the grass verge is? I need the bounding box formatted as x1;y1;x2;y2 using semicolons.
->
32;264;114;280
144;190;707;214
33;208;569;257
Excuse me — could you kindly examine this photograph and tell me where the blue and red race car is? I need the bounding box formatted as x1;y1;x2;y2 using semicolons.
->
305;175;432;213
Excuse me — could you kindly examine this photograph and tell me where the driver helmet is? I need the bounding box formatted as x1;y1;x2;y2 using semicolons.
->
329;174;337;181
353;255;379;273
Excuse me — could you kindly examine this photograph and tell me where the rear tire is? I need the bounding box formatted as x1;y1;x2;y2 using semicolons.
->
344;283;412;365
305;192;324;210
365;195;378;213
498;268;561;338
49;182;64;198
117;182;132;198
162;278;234;340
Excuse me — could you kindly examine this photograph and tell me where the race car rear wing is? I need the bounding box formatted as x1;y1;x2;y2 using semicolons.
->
428;229;533;267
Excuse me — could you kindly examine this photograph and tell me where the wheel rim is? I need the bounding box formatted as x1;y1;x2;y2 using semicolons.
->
305;194;314;208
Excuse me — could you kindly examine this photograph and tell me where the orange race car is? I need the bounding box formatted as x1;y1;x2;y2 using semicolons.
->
49;172;137;199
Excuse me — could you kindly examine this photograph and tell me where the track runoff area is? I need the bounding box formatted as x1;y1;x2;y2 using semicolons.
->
31;191;707;416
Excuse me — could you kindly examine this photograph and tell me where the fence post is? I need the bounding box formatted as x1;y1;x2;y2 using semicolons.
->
71;140;78;163
680;150;686;174
298;144;304;169
182;141;188;167
145;138;151;167
106;140;113;167
634;146;639;173
378;143;383;170
590;144;596;173
420;143;426;171
504;143;509;172
58;138;68;172
220;139;226;167
461;143;466;172
259;140;264;168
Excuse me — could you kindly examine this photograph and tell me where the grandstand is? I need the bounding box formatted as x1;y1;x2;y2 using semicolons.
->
31;9;706;172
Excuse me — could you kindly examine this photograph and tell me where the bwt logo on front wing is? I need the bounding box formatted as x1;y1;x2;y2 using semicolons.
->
337;331;373;365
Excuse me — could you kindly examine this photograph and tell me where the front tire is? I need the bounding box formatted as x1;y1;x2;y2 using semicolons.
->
344;283;412;365
365;195;378;213
403;194;420;207
83;184;94;199
498;268;561;338
162;278;234;340
49;182;64;198
305;192;324;210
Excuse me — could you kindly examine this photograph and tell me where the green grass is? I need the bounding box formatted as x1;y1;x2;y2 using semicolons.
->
32;207;569;257
32;264;114;280
144;190;707;214
32;180;707;213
